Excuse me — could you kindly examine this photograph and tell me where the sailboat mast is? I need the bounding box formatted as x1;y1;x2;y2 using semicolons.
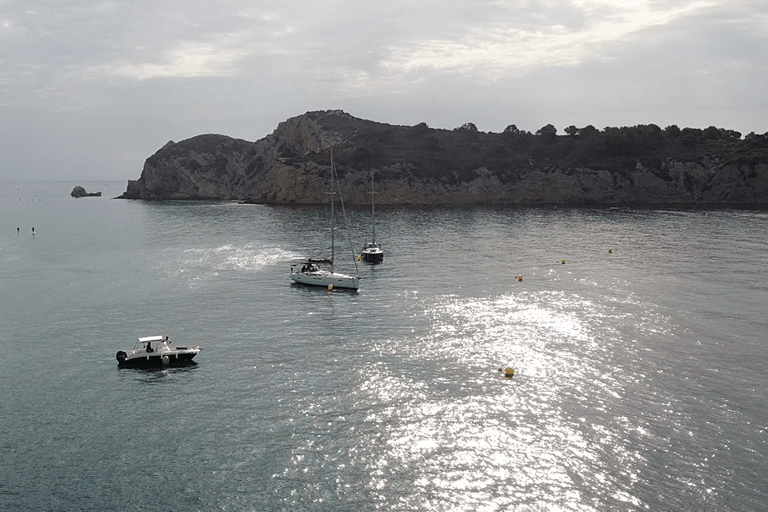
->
370;171;376;244
330;149;335;274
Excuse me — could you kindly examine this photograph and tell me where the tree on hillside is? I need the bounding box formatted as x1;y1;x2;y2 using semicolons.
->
411;122;429;135
455;122;478;132
536;124;557;140
536;124;557;137
703;126;721;139
664;125;681;138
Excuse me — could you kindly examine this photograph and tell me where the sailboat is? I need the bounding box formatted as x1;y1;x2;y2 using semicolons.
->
290;150;360;290
360;171;384;264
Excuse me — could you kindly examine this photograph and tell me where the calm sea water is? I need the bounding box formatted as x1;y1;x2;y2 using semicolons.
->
2;181;767;511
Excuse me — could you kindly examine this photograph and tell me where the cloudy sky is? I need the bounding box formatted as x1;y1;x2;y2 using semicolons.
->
1;0;766;181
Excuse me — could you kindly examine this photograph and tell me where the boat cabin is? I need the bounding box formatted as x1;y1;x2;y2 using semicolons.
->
134;335;168;352
293;258;333;274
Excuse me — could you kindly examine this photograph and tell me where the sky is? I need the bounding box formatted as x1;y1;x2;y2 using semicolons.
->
1;0;767;181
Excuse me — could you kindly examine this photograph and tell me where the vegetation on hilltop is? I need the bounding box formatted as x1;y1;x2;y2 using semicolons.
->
299;114;768;186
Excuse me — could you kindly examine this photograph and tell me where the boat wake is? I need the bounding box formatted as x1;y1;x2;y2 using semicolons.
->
156;245;298;280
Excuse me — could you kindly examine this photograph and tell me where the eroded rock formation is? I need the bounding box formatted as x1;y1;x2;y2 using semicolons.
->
71;186;101;197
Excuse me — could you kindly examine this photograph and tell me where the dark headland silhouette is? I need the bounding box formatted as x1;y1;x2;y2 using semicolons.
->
118;110;768;206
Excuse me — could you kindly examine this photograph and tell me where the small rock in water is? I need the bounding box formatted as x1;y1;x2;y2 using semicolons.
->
71;186;101;197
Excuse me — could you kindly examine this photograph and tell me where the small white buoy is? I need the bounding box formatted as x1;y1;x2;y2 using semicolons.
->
162;355;169;366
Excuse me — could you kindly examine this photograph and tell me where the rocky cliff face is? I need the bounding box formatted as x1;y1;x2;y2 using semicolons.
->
119;110;768;205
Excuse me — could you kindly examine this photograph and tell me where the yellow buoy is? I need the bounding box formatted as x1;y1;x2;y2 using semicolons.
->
517;275;523;282
327;284;333;290
162;355;169;366
561;260;566;264
609;249;613;254
504;367;514;377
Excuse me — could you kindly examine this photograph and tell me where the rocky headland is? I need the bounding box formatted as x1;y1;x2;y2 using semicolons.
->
118;110;768;205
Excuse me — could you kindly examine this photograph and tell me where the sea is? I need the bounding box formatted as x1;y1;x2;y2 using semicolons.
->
1;180;767;512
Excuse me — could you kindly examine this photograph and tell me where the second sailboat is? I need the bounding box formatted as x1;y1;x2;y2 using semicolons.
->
360;170;384;264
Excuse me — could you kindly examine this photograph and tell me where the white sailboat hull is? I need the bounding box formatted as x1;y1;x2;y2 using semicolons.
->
290;270;359;289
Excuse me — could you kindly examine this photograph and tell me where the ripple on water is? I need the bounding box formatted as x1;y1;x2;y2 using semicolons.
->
270;287;669;510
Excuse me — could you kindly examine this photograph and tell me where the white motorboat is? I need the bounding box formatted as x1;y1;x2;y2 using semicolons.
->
360;171;384;264
290;149;359;290
116;335;202;369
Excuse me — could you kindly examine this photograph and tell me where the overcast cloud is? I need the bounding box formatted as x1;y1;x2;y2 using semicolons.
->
1;0;766;180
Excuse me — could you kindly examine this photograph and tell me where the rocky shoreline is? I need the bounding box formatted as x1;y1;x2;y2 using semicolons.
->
118;110;768;205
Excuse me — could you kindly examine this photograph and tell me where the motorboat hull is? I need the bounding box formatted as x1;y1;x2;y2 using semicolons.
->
117;349;200;369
